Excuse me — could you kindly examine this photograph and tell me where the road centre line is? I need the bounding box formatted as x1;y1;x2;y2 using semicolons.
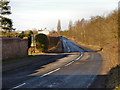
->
10;83;26;90
65;61;74;66
10;51;84;89
41;68;61;77
65;52;84;67
86;75;96;88
76;52;83;61
10;68;61;89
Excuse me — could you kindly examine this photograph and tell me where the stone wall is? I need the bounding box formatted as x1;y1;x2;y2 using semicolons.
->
0;38;2;61
1;38;28;60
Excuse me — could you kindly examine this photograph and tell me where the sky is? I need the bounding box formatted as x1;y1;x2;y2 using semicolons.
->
8;0;119;31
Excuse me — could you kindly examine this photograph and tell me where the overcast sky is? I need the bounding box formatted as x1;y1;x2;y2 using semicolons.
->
9;0;118;31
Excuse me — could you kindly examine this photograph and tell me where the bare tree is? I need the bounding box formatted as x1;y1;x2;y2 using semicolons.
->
68;20;72;31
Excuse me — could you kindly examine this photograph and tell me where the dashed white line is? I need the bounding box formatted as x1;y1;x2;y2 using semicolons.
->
76;57;80;61
86;75;96;88
42;68;61;77
65;61;74;66
65;52;84;67
86;63;100;88
10;83;26;90
10;49;84;89
76;55;82;61
76;52;83;61
10;68;61;89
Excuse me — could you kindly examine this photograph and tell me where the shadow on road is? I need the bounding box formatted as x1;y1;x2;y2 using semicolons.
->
2;53;78;88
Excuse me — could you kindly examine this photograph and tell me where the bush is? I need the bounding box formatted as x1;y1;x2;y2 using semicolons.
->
35;34;49;52
17;33;25;39
27;31;33;49
105;65;120;89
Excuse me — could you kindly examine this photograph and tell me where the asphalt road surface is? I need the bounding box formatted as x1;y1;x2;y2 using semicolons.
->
2;37;103;89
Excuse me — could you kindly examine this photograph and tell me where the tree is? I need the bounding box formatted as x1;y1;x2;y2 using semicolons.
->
57;20;61;35
28;30;33;35
28;31;33;49
0;0;13;33
68;20;72;31
35;34;49;52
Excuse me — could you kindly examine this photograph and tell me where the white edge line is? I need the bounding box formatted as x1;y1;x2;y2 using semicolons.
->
10;83;26;90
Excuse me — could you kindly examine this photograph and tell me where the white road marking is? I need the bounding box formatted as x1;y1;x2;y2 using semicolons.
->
10;68;61;89
76;57;80;61
10;39;85;89
10;83;26;90
65;61;74;66
42;68;61;77
67;43;71;53
76;52;83;61
63;39;71;53
86;64;100;88
86;75;96;88
65;52;84;67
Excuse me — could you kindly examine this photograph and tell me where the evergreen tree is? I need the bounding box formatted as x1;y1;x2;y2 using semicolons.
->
57;20;61;35
0;0;13;33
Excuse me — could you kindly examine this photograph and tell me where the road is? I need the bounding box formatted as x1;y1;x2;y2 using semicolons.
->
2;37;103;89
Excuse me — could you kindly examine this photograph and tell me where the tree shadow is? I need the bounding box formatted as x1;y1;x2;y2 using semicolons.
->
2;53;76;88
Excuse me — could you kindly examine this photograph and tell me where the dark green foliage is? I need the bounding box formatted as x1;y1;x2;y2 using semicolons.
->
28;34;31;49
0;0;14;33
35;34;49;52
27;31;33;48
17;33;25;39
28;30;33;35
16;31;32;48
106;65;120;88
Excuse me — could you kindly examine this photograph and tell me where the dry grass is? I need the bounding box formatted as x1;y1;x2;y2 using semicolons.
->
60;10;118;69
60;10;119;88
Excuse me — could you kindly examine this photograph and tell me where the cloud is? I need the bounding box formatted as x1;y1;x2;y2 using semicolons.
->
9;0;118;30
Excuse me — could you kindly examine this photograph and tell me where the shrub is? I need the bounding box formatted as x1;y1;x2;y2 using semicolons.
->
27;31;33;49
105;65;120;89
17;33;25;39
35;34;49;52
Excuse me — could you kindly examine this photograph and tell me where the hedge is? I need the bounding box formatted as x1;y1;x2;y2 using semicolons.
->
35;34;49;52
